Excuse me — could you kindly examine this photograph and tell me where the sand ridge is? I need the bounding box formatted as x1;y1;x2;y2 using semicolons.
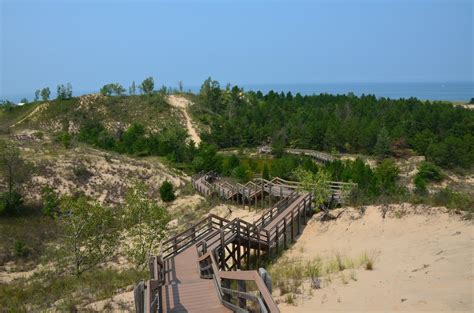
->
277;204;473;312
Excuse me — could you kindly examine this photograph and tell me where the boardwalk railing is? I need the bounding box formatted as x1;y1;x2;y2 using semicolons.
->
136;174;321;313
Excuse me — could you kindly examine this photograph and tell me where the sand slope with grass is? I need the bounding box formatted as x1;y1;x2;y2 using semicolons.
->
275;204;473;313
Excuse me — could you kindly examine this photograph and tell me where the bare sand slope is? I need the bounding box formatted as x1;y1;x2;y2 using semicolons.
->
279;204;473;313
167;95;201;145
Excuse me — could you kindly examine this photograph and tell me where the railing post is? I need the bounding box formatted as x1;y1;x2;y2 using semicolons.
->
220;229;225;270
266;230;271;261
237;280;247;309
297;205;301;235
283;218;287;249
246;226;251;269
275;225;279;255
290;210;294;243
173;238;178;255
222;279;231;302
303;198;307;225
256;226;261;268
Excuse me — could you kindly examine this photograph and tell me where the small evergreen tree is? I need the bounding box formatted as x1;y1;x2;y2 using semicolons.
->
40;87;50;101
159;180;176;202
140;77;154;95
374;127;391;157
34;89;40;101
41;185;60;217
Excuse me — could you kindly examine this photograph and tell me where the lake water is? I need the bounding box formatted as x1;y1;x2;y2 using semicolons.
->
4;82;473;103
240;82;473;102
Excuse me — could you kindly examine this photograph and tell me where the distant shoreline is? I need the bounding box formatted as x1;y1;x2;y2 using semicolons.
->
3;82;472;104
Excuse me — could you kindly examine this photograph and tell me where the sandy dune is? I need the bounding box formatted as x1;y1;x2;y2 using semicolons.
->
276;204;473;313
167;95;201;145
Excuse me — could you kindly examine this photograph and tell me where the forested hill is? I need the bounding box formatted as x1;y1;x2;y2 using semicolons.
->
194;79;474;169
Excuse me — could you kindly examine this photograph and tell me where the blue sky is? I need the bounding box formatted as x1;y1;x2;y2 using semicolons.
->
1;0;472;98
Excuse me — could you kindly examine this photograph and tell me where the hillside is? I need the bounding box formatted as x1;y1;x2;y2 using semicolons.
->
1;93;186;135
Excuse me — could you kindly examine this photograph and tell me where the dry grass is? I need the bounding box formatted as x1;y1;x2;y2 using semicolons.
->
268;250;380;304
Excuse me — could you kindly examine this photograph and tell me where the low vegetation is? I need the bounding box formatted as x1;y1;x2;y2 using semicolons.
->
268;251;379;302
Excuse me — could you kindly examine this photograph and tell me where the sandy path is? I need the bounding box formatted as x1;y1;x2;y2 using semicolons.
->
10;103;48;128
167;95;201;145
277;204;473;313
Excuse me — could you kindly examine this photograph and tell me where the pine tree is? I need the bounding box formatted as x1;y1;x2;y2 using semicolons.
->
375;127;391;157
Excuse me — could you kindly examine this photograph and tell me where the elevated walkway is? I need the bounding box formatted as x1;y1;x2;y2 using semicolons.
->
135;171;345;313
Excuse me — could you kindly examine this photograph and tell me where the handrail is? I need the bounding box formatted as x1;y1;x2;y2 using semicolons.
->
200;247;280;313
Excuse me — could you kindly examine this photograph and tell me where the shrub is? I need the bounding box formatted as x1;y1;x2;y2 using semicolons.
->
61;132;72;149
14;240;29;258
360;250;378;270
41;186;60;217
416;161;443;182
0;191;23;215
159;181;176;202
413;175;427;194
72;164;93;182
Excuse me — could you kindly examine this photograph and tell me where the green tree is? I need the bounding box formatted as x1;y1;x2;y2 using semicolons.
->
192;143;221;172
374;127;391;157
374;159;399;195
41;185;60;217
294;167;331;210
0;140;31;215
101;83;126;96
159;180;176;202
123;183;170;268
40;87;50;101
416;162;443;182
129;81;137;95
34;89;40;101
57;196;119;275
140;77;154;95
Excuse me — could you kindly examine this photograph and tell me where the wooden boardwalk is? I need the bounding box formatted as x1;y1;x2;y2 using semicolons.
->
161;247;230;313
135;172;321;313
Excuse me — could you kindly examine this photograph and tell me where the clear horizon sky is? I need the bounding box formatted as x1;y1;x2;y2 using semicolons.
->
1;0;472;98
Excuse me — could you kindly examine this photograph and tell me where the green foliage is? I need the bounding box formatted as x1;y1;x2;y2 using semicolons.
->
56;83;73;100
41;186;60;217
100;83;126;96
0;191;23;216
0;267;146;311
262;163;270;180
40;87;50;101
159;180;176;202
140;77;154;95
199;77;222;113
199;84;474;169
57;196;119;275
77;121;193;162
129;81;137;95
34;89;40;101
192;143;221;172
414;161;443;192
374;159;400;195
413;175;427;194
374;126;391;157
0;140;30;215
61;132;72;148
123;182;170;268
294;167;331;208
14;239;29;258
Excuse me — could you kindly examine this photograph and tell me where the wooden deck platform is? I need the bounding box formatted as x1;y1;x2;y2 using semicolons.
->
161;247;231;313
